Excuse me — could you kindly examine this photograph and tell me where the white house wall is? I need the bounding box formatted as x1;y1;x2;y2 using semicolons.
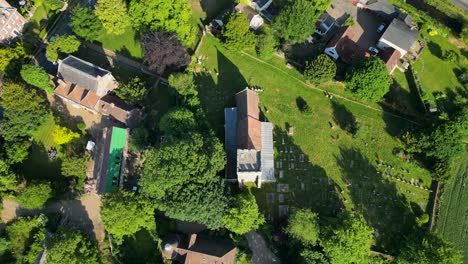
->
377;38;407;57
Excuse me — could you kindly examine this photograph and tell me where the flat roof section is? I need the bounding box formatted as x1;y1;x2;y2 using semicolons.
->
104;127;127;193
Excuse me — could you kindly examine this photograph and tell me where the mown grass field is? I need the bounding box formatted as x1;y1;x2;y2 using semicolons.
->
436;155;468;263
95;27;144;60
31;114;57;149
195;35;432;252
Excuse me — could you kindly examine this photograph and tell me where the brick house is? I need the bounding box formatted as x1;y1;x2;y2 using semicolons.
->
0;0;26;45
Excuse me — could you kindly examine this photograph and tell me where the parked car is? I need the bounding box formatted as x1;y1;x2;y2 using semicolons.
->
377;23;386;33
368;46;379;55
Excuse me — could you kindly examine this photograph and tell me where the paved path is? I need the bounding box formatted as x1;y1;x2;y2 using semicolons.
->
241;51;422;126
245;231;280;264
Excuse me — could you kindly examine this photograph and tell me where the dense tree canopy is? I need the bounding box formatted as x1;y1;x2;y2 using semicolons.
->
256;30;278;59
345;57;393;102
286;208;320;246
0;44;27;77
273;0;331;43
46;227;99;264
70;6;103;41
5;215;46;263
95;0;131;35
304;55;337;85
46;35;81;61
141;107;227;228
17;182;52;209
397;234;463;264
322;212;373;264
159;108;198;138
129;0;197;46
168;72;200;107
61;156;89;189
5;141;31;164
20;64;53;93
0;82;47;142
222;13;257;51
115;76;148;105
223;189;264;234
101;191;156;244
161;178;228;229
142;32;190;75
0;159;17;193
301;249;329;264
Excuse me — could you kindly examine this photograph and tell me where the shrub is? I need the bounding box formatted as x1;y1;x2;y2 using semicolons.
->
17;183;52;209
20;64;53;93
256;31;278;59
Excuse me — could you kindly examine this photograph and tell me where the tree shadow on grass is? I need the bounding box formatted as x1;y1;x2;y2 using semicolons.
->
18;142;68;200
427;41;443;58
330;100;359;136
118;229;162;264
335;147;418;253
194;48;248;138
295;96;311;113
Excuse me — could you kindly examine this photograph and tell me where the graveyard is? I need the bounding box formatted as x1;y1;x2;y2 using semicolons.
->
194;35;432;251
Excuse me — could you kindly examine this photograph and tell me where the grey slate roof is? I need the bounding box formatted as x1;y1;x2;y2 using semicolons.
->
57;55;110;94
261;122;275;182
224;107;238;180
253;0;270;8
366;0;399;21
381;18;419;52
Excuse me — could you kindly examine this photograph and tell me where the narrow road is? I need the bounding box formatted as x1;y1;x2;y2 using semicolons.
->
245;231;280;264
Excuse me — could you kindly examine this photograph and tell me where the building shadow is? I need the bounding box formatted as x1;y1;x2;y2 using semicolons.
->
334;147;418;253
56;199;97;241
330;100;359;136
194;48;248;138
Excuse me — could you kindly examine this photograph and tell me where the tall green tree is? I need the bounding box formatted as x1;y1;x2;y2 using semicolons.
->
0;159;17;193
222;12;257;51
6;215;46;263
322;212;373;264
20;64;53;93
301;249;329;264
286;208;320;246
168;72;199;107
61;156;89;189
223;189;264;234
95;0;131;35
159;108;198;138
70;6;103;41
129;0;197;46
114;76;148;105
46;227;99;264
46;35;81;61
256;30;278;59
273;0;331;43
0;82;47;141
345;57;392;102
0;44;27;77
397;234;463;264
5;140;31;164
101;191;156;244
304;55;337;86
17;183;52;209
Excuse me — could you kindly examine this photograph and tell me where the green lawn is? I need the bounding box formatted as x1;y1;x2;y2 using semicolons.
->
436;154;468;263
24;3;59;39
95;27;143;60
195;35;432;253
31;114;57;149
412;35;464;102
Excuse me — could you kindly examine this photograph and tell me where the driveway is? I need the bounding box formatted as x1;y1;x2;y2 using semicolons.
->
245;231;280;264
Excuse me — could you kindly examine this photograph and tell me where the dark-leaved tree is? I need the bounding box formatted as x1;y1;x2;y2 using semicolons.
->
70;6;103;41
114;76;148;105
142;32;190;75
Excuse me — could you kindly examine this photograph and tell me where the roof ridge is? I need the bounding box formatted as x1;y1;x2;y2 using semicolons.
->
62;55;110;78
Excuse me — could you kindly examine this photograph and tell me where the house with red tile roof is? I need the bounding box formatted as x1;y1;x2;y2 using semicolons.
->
54;55;141;127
